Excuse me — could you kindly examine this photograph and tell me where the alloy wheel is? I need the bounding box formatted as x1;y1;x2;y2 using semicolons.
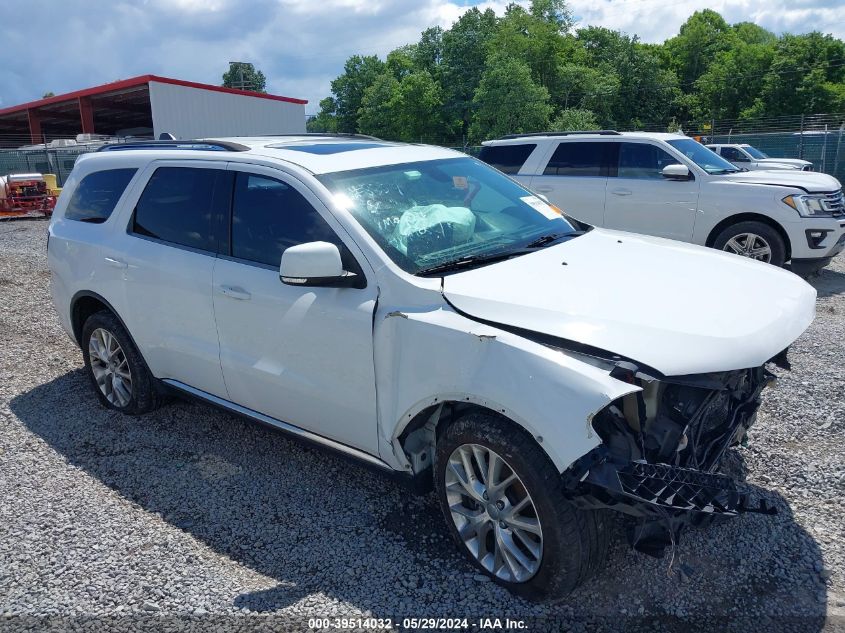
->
88;328;133;407
444;444;543;583
722;232;772;262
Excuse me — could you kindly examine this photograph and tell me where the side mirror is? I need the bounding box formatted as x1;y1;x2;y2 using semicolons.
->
280;241;360;288
661;164;692;180
732;155;750;162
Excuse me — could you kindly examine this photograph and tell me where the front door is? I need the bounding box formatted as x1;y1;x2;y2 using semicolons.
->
211;165;380;453
602;141;700;242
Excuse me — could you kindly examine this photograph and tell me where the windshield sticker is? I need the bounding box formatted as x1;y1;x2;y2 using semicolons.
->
521;195;561;220
452;176;468;189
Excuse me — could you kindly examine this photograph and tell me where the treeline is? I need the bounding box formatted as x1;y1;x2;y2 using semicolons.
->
306;1;845;142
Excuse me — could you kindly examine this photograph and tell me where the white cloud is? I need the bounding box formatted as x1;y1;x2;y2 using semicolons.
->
0;0;842;114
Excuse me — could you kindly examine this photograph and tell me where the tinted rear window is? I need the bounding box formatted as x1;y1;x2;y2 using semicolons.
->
64;168;136;223
478;144;536;174
543;142;612;177
132;167;222;252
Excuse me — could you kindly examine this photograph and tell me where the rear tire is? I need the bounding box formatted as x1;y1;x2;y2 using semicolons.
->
434;412;609;601
81;311;162;415
712;221;786;267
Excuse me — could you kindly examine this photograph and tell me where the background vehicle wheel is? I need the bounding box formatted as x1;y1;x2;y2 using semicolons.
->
81;311;162;415
434;412;609;601
713;221;786;267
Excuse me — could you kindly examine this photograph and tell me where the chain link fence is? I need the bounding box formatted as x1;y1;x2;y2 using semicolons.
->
686;113;845;181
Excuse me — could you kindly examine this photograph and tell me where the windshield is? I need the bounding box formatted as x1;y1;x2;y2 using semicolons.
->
317;158;579;275
744;145;769;159
667;139;740;174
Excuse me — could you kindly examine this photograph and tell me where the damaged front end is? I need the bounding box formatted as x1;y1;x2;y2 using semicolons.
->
562;363;778;556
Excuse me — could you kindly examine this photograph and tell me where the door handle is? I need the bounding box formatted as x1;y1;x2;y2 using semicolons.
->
217;285;252;301
610;188;632;196
103;257;128;269
534;186;554;193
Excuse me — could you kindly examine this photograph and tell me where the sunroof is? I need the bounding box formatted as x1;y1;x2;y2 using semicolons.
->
272;142;390;154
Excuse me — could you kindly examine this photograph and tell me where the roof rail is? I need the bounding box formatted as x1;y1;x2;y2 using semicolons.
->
97;139;250;152
266;133;383;141
498;130;621;140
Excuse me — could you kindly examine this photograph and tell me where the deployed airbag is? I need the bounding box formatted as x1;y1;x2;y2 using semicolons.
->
395;204;475;258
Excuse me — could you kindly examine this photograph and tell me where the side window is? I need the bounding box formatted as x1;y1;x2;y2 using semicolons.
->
721;147;746;162
618;143;679;180
478;144;537;174
231;173;342;268
64;168;137;223
132;167;221;252
543;142;610;177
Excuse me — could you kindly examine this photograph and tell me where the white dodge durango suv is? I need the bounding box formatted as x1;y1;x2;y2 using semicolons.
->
480;131;845;275
49;136;816;599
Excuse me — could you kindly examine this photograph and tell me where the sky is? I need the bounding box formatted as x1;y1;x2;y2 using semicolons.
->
1;0;844;113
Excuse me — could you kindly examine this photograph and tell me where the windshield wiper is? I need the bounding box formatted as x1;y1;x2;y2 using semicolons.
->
523;231;581;248
415;232;584;277
415;250;528;277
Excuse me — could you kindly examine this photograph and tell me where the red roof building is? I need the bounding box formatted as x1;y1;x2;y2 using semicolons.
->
0;75;308;147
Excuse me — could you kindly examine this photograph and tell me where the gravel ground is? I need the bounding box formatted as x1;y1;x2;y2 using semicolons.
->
0;218;843;633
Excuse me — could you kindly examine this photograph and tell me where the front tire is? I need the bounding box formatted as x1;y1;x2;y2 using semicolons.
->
81;311;161;415
712;221;786;267
434;413;609;601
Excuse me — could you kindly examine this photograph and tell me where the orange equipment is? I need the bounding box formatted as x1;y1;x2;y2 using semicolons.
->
0;173;56;218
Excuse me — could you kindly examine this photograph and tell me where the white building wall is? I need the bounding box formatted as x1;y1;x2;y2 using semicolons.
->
148;81;306;139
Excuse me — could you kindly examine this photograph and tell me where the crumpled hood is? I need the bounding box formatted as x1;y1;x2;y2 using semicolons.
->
442;229;816;376
721;169;840;192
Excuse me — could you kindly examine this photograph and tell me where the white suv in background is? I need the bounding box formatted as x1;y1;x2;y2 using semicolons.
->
480;131;844;275
49;136;815;600
705;143;813;171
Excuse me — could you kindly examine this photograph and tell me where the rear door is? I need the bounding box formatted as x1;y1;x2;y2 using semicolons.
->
603;141;700;241
528;141;614;226
111;161;229;398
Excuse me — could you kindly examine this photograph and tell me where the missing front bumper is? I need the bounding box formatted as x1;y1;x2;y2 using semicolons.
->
563;448;776;556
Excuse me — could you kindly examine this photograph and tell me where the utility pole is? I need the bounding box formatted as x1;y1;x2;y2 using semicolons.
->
228;61;254;91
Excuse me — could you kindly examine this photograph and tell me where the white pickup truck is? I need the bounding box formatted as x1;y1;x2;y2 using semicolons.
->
705;143;813;171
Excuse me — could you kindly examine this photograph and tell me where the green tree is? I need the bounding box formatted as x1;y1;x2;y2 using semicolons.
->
550;108;598;131
392;72;446;142
414;26;444;77
743;32;845;117
576;27;679;128
222;62;266;92
306;97;339;133
386;46;416;81
663;10;733;88
555;63;619;120
357;74;401;139
488;3;571;94
330;55;386;133
469;54;551;142
529;0;573;32
441;7;498;137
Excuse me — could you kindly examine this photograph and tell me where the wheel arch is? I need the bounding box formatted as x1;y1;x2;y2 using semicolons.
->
70;291;136;350
705;213;792;261
394;396;558;491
